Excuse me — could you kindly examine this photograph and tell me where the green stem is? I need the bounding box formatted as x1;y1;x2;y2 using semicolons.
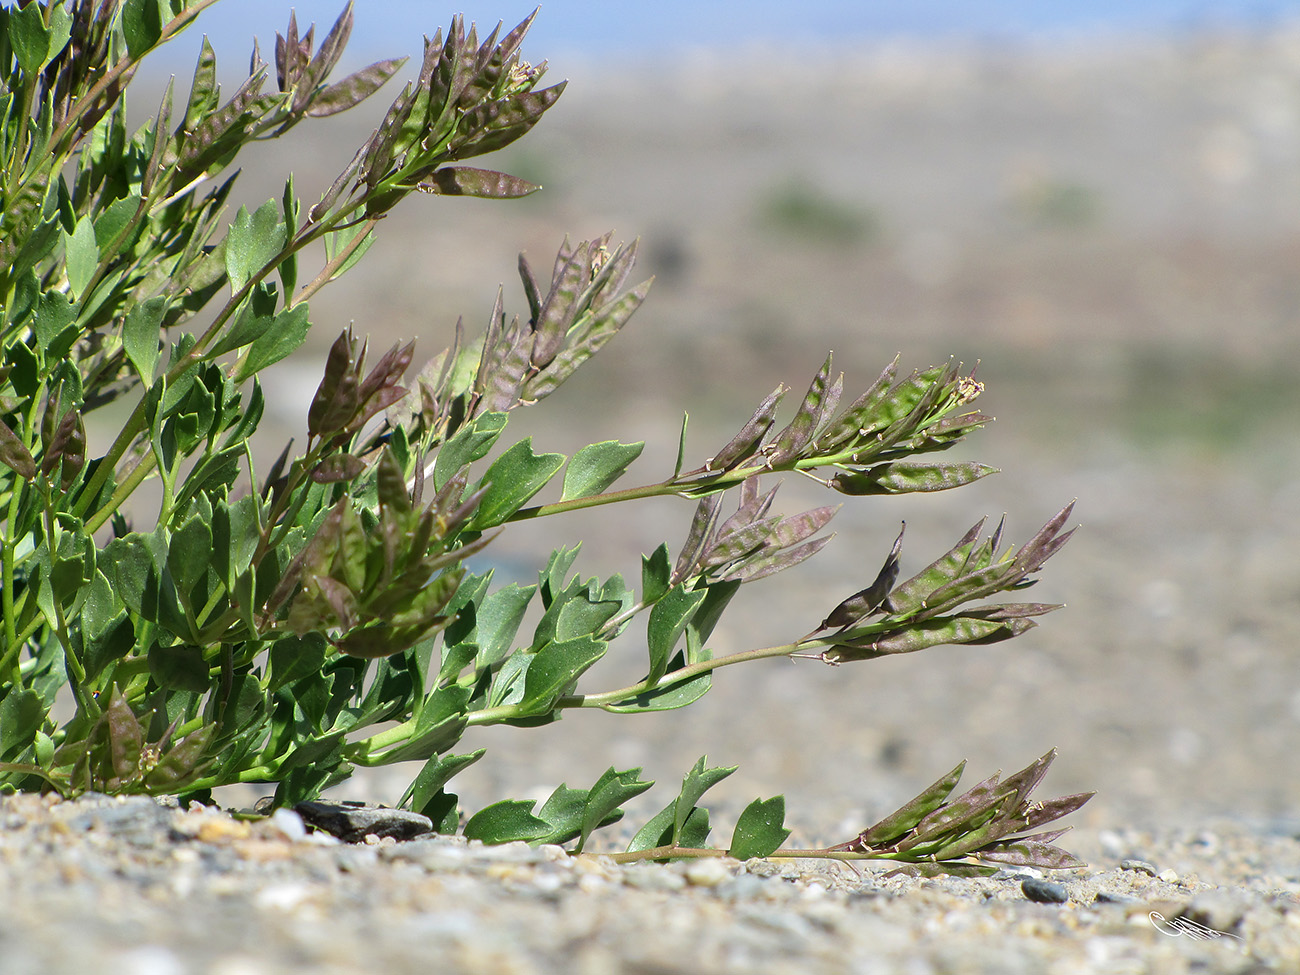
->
601;846;906;865
557;640;811;711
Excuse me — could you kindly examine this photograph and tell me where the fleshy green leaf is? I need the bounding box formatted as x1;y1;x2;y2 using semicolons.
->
517;635;606;715
64;216;98;300
673;757;737;844
233;305;310;382
576;766;654;851
403;749;485;818
122;296;166;383
0;689;43;759
8;3;50;73
122;0;164;59
646;585;707;683
462;799;551;844
560;440;644;501
433;411;508;491
729;796;791;859
468;438;564;529
225;202;288;293
605;649;712;714
640;544;671;606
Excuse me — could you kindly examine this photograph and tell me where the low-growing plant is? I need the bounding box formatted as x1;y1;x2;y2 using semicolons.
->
0;1;1091;873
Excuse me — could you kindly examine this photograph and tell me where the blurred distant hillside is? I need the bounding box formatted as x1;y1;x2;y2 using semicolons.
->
200;25;1300;459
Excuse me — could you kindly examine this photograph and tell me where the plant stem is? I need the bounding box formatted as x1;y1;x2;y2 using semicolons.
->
558;640;813;711
601;846;900;865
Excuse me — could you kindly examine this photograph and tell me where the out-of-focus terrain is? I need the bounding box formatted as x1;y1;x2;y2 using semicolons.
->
189;26;1300;839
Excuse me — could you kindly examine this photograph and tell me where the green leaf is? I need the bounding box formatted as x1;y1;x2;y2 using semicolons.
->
64;216;99;300
673;412;689;478
0;690;43;760
32;291;77;353
210;285;279;357
533;783;592;845
673;757;737;844
8;2;50;74
267;633;330;692
728;796;791;859
121;0;164;59
640;544;671;605
646;585;707;683
322;222;375;281
560;440;644;501
604;649;712;714
147;643;209;693
471;582;535;667
468;438;565;529
122;297;166;385
403;750;485;818
225;201;288;293
94;195;142;253
433;411;508;491
462;799;551;844
831;461;998;496
167;516;212;597
233;305;310;383
576;766;654;852
518;635;606;714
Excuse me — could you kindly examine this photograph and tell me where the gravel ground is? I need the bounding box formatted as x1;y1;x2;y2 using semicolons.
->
1;793;1297;975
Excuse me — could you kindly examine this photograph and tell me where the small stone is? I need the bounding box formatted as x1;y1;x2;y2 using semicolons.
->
196;816;252;844
268;808;307;842
1121;859;1158;876
684;858;731;887
1021;878;1068;903
294;801;433;842
1094;890;1142;905
1157;869;1178;883
622;865;686;891
993;866;1043;881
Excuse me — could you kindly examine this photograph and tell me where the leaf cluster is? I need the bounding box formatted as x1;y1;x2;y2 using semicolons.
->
822;749;1094;876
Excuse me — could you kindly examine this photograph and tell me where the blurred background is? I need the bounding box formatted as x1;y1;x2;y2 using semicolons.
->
149;2;1300;844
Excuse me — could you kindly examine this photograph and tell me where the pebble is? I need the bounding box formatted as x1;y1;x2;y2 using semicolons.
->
1022;878;1069;903
684;857;733;887
1120;859;1158;876
294;801;433;842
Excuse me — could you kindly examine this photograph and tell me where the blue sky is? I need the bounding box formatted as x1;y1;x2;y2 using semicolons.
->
164;1;1300;70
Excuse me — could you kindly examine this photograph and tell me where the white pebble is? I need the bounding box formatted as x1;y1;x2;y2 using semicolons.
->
268;808;307;841
1158;869;1179;883
685;858;731;887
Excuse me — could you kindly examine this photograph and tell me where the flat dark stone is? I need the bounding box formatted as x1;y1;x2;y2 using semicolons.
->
1021;877;1069;903
294;801;434;842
